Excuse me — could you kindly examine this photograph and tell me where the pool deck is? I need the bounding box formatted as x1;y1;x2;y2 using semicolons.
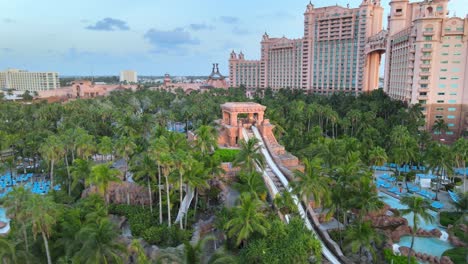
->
374;171;456;212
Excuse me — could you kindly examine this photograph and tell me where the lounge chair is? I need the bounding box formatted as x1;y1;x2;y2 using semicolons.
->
431;201;444;209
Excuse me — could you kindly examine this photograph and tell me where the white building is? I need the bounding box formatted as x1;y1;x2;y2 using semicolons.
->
0;69;60;91
119;70;138;83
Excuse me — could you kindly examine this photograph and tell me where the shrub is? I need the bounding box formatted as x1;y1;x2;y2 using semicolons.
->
383;249;417;264
442;247;466;264
213;148;240;163
439;212;463;227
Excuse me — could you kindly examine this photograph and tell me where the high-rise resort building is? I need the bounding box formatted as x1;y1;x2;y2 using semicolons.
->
119;70;138;83
229;1;385;94
0;69;60;91
384;0;468;141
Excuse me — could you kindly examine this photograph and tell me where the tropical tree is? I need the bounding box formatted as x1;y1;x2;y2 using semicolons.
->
115;136;137;181
452;138;468;192
39;135;64;187
400;196;434;264
291;157;330;209
98;136;113;161
368;146;387;177
431;119;449;141
88;163;121;204
233;138;265;174
27;195;61;264
130;153;157;213
425;142;454;200
70;158;92;193
0;235;17;264
344;220;381;262
224;192;270;246
194;125;218;156
72;217;127;264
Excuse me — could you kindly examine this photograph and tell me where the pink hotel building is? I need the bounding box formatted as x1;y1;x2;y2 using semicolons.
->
384;0;468;140
229;0;468;140
229;1;384;94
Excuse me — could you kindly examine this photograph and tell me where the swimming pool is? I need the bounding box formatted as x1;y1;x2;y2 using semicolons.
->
378;192;440;230
0;207;10;234
398;236;453;258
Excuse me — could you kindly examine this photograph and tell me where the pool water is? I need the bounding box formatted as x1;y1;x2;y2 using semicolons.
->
0;207;10;234
398;236;453;258
379;192;440;230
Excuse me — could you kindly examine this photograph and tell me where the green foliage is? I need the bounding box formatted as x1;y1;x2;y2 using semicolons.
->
440;212;464;227
143;226;191;247
383;249;417;264
443;247;467;264
239;218;322;264
213;148;240;163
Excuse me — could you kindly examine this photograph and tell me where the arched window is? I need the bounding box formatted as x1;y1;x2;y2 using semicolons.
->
427;6;433;16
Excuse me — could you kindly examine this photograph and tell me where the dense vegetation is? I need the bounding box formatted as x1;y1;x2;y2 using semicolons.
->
0;87;466;263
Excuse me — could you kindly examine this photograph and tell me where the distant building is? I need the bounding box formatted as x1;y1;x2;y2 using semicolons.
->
384;0;468;141
119;70;138;83
160;63;228;93
37;80;137;100
229;1;384;94
0;69;60;91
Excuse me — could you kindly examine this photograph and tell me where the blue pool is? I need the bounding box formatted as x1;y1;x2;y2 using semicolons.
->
398;236;453;258
379;192;440;230
0;207;10;234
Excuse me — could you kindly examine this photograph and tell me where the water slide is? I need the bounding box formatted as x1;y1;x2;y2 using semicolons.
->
174;186;195;223
245;126;342;264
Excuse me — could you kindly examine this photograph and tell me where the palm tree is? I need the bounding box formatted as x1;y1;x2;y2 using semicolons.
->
115;136;137;181
70;158;91;193
233;138;265;174
234;171;268;201
291;158;330;208
184;159;209;221
452;138;468;192
88;163;121;204
344;220;381;262
39;135;64;187
0;236;16;264
194;125;218;156
72;217;127;264
273;191;298;216
431;119;449;141
224;192;270;246
368;146;387;177
130;153;157;213
425;142;454;201
98;136;113;161
128;239;149;264
400;196;434;264
27;195;60;264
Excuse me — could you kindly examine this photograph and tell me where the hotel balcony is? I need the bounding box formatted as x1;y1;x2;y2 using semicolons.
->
418;94;428;100
419;87;429;93
421;48;432;52
409;55;415;61
420;64;431;69
421;55;432;60
419;80;430;85
419;72;430;77
423;31;434;36
410;48;416;53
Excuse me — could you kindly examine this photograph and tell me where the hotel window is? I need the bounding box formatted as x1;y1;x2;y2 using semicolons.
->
455;36;462;39
448;100;456;104
441;52;449;56
444;36;450;40
441;61;448;64
445;28;451;32
439;77;447;80
437;92;445;95
425;27;433;31
454;44;462;47
424;44;432;48
447;115;455;119
448;123;455;127
451;77;459;80
453;52;461;56
421;76;429;80
446;131;454;135
423;52;431;56
424;36;432;41
448;107;456;112
441;69;447;72
436;6;443;12
453;61;461;64
421;84;428;88
456;27;463;31
435;115;443;119
442;44;450;47
437;100;444;103
450;84;458;88
436;107;444;111
452;68;460;72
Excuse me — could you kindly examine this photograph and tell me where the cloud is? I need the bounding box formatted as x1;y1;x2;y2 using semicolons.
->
232;27;250;35
219;16;239;24
3;18;15;23
144;28;200;53
189;23;214;31
86;17;130;31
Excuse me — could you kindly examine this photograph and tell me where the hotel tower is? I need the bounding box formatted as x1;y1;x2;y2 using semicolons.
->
384;0;468;141
229;1;385;94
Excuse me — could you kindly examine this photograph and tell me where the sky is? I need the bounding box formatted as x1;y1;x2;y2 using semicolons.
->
1;0;467;76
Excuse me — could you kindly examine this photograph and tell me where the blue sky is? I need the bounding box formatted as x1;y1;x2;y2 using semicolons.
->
1;0;467;76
